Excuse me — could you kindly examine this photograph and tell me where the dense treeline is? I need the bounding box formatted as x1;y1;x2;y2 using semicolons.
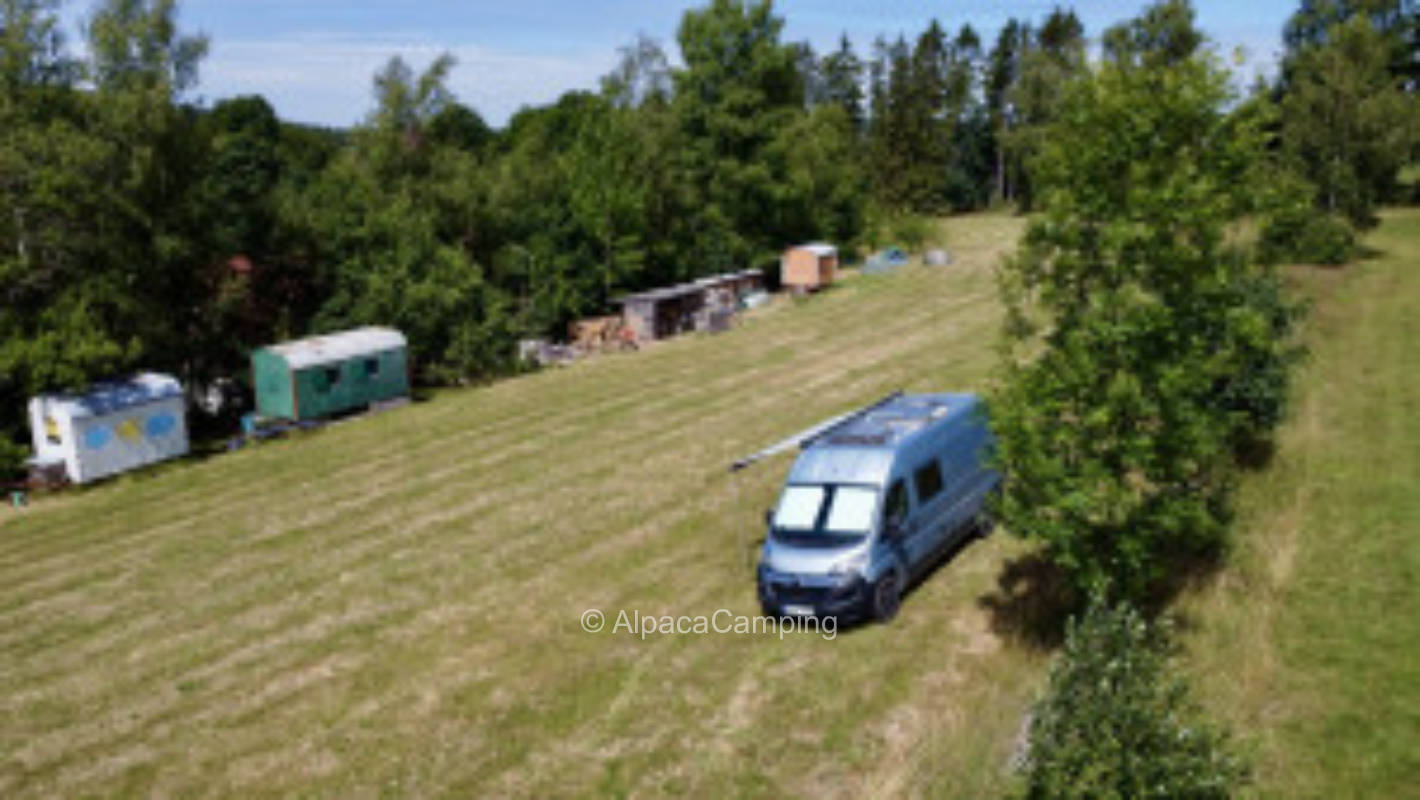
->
1;0;1416;475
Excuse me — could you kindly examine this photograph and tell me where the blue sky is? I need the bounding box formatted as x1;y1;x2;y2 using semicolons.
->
61;0;1298;128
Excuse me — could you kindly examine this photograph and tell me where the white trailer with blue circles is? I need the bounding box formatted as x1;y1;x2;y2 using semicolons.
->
27;373;189;485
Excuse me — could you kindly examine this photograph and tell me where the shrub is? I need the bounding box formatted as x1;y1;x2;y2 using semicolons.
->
1258;205;1355;265
1207;271;1306;462
857;208;936;256
1020;598;1249;799
0;438;26;483
887;213;932;253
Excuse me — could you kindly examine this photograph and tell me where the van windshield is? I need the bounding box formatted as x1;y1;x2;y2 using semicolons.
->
771;484;879;544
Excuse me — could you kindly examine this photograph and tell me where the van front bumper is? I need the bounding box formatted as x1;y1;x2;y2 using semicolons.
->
757;566;868;619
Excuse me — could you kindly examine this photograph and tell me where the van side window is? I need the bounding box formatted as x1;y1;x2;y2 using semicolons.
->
884;480;910;525
914;460;945;502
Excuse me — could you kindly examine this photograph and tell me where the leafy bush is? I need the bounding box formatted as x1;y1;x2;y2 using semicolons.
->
1021;599;1249;799
1258;205;1355;265
887;214;933;252
860;204;934;253
0;438;26;483
1207;271;1306;462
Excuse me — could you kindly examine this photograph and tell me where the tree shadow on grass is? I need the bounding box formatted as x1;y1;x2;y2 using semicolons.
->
978;539;1231;651
1354;242;1386;261
1233;434;1282;472
977;552;1078;651
1144;539;1230;616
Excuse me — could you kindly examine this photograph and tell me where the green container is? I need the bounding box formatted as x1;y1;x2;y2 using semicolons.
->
251;327;410;422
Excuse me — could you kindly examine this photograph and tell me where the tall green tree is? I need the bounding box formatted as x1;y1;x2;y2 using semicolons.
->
568;95;651;307
1281;12;1417;224
1002;8;1086;211
944;24;992;210
1283;0;1418;88
0;0;210;471
991;3;1289;602
84;0;211;379
1103;0;1204;68
673;0;801;272
820;33;864;131
0;0;113;472
427;102;492;154
297;55;514;380
184;95;282;379
601;33;672;109
986;18;1028;204
770;103;866;245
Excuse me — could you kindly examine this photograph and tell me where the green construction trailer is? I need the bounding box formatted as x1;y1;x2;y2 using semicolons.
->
250;327;409;422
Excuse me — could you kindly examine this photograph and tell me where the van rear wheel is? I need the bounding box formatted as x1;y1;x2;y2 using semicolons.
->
871;573;902;622
974;511;995;539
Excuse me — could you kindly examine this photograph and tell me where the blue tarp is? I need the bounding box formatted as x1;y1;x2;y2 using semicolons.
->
863;247;910;274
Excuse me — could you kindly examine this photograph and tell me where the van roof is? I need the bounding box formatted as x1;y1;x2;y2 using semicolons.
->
787;393;979;486
815;393;975;451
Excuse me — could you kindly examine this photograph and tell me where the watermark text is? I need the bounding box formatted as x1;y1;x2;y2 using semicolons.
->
581;608;836;640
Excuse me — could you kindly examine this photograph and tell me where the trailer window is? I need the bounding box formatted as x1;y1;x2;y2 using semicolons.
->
323;366;341;390
44;416;61;445
364;357;381;379
914;460;944;502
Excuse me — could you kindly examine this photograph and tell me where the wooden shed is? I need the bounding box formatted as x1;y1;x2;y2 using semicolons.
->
251;327;409;422
781;243;838;291
615;270;765;343
617;284;705;342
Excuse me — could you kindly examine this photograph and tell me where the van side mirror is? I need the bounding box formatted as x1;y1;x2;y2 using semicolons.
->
883;518;903;539
763;509;774;528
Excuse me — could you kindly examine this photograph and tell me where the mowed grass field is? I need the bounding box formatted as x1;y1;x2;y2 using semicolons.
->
1;214;1048;798
1181;207;1420;798
2;208;1416;798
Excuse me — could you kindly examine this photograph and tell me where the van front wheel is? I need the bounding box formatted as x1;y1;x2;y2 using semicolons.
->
871;573;902;622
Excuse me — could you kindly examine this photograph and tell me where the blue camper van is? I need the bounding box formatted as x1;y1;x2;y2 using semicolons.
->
755;393;999;622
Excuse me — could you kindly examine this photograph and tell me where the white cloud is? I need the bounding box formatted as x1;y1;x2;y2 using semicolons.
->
196;33;618;128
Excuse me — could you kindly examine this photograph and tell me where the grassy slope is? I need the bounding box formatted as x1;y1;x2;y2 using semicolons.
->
2;209;1415;798
0;215;1047;798
1182;207;1420;797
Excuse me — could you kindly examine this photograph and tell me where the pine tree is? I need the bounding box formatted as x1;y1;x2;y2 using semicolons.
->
673;0;802;270
820;33;865;132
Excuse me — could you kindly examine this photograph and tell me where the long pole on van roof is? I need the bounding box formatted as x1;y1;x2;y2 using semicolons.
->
727;390;903;474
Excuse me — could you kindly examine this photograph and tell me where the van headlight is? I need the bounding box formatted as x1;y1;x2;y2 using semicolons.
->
828;550;869;578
